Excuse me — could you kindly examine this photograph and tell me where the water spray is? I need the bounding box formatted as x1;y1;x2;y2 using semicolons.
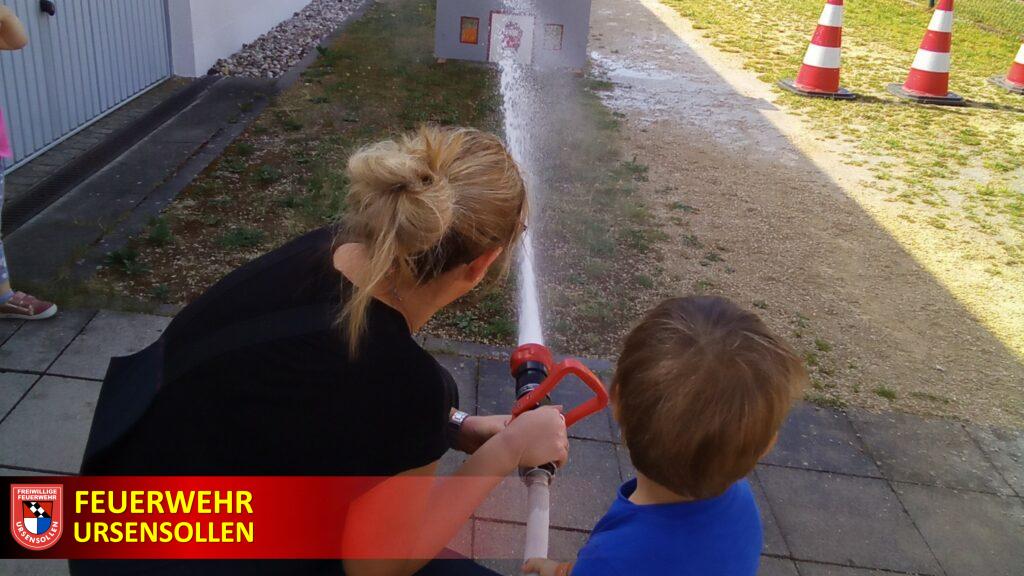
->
489;0;609;566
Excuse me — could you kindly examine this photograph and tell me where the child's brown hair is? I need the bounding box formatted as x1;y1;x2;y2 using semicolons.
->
614;296;807;499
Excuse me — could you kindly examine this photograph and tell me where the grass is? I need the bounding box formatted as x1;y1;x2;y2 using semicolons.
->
146;217;173;247
103;248;150;277
660;0;1024;196
874;385;899;401
218;227;266;249
256;165;283;185
806;392;848;409
95;0;512;337
621;157;651;182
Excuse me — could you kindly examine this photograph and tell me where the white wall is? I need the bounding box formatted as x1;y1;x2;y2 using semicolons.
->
167;0;313;77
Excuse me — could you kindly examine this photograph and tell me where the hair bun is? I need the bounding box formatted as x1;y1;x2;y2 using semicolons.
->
346;132;457;254
340;126;527;357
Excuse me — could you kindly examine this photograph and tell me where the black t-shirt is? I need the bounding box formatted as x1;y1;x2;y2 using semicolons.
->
100;226;456;476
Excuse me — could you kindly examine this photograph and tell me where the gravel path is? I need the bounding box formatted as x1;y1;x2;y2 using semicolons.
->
210;0;364;78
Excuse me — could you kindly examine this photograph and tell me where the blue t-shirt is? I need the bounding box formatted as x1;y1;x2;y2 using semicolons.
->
572;479;762;576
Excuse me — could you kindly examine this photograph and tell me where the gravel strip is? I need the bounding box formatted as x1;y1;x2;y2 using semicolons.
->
210;0;364;78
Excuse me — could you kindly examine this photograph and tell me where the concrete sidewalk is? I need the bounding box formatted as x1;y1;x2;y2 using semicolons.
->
0;311;1022;575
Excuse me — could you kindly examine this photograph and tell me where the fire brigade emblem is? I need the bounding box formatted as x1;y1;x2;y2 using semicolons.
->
10;484;63;551
502;20;524;50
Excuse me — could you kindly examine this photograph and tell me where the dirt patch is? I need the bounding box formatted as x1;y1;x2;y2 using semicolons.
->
589;0;1024;427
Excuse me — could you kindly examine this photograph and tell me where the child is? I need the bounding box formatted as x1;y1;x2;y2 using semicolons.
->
0;5;57;320
525;296;807;576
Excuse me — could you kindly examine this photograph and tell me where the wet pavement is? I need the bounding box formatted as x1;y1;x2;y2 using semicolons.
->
0;310;1020;575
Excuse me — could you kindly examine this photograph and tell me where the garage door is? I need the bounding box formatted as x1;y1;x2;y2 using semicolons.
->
0;0;172;170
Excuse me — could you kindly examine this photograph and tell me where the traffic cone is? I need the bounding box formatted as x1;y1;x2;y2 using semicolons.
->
779;0;855;99
989;43;1024;94
887;0;964;105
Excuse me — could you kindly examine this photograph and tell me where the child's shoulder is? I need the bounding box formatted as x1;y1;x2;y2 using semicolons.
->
573;480;762;575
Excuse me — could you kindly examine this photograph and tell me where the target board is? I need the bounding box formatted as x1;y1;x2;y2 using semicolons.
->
488;13;536;64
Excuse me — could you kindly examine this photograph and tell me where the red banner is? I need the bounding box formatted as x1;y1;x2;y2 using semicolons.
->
3;476;503;560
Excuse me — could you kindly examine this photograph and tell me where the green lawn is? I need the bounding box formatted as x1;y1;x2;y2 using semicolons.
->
664;0;1023;233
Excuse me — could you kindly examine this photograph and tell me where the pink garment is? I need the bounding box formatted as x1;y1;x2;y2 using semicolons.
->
0;108;11;159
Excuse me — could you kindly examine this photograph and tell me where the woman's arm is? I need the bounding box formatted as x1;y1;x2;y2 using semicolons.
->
0;6;29;51
453;411;511;454
344;406;569;576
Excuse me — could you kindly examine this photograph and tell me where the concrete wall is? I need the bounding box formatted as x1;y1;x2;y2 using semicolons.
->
168;0;313;76
435;0;591;69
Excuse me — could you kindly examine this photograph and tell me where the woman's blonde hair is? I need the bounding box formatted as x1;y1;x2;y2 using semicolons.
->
340;126;527;355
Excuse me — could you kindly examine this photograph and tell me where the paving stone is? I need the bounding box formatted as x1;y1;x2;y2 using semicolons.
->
759;556;799;576
552;353;614;376
966;424;1024;497
0;376;101;474
796;562;898;575
609;413;623;445
6;221;103;285
0;319;24;345
436;354;478;414
548;375;614;442
476;439;619;531
473;520;587;576
762;403;881;477
447;518;473;558
6;135;203;283
477;358;614;442
0;467;55;476
751;470;788;557
615;443;635;482
849;409;1012;495
422;336;508;360
0;560;70;575
478;359;514;416
49;311;171;380
757;466;940;574
0;372;39;422
895;483;1024;576
438;450;467;476
0;310;95;373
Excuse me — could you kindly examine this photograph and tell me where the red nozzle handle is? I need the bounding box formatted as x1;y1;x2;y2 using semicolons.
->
512;358;610;428
511;343;554;375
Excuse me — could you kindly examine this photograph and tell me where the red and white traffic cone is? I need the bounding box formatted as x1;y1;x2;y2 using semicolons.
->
779;0;855;99
888;0;964;105
989;43;1024;94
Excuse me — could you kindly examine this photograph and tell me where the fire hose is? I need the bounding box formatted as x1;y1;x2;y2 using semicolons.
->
509;343;609;566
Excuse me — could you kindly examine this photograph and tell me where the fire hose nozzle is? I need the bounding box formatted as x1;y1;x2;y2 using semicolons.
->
511;344;610;429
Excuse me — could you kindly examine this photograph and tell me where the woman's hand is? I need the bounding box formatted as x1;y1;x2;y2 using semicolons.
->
458;414;510;454
498;405;569;469
523;558;573;576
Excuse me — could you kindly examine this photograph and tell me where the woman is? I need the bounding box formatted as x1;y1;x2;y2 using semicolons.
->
0;5;57;320
75;127;567;575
